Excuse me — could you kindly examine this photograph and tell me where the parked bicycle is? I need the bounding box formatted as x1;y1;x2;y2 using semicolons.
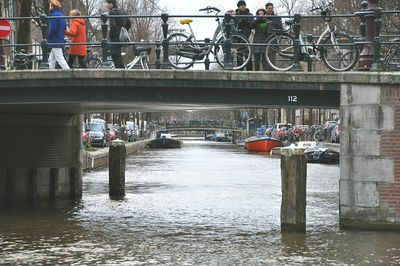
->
10;49;39;70
265;2;359;71
383;38;400;71
110;43;151;70
167;6;252;70
85;48;102;68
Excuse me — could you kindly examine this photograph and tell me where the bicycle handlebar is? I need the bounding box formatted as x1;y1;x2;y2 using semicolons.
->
199;6;221;13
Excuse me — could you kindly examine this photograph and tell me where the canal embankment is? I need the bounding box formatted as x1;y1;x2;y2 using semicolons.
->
82;139;151;170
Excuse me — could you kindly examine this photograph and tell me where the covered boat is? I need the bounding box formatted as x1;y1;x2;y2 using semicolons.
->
245;136;282;152
148;131;183;149
304;143;339;164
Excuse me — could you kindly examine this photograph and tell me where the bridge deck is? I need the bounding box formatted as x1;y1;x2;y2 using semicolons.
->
1;70;398;114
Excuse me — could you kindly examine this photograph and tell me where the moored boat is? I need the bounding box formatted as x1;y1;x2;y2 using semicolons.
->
304;143;339;164
245;136;282;152
148;131;183;149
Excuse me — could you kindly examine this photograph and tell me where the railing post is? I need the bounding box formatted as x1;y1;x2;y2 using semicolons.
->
161;13;169;69
100;13;113;68
39;14;49;69
223;13;233;70
359;1;368;39
204;38;211;70
155;42;162;69
358;0;380;71
0;2;3;70
291;13;303;72
306;34;313;72
370;9;383;71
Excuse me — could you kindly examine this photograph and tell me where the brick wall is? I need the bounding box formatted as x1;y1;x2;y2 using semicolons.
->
380;86;400;216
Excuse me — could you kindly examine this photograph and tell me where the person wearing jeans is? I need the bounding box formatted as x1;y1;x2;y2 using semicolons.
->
48;0;69;69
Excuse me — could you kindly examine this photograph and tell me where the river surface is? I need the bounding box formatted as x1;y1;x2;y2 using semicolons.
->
1;139;400;265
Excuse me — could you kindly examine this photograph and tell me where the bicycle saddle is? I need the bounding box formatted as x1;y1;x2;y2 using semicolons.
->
135;46;151;56
180;19;193;25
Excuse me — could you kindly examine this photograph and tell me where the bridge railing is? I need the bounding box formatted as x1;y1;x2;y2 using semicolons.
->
163;120;243;129
0;1;399;72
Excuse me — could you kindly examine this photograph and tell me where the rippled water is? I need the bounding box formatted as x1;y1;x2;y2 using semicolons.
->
1;140;400;265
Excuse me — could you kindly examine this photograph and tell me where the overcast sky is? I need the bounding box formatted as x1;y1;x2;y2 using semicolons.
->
158;0;278;39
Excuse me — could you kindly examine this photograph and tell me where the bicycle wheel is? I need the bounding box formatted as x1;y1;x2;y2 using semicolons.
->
383;48;400;71
322;33;359;71
265;32;294;71
215;33;252;70
167;33;195;69
313;130;324;142
86;57;102;68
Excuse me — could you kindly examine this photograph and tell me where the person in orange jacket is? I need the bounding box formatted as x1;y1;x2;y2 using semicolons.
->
64;9;87;68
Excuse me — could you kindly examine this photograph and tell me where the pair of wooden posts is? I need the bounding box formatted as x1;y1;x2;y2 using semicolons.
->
108;141;307;232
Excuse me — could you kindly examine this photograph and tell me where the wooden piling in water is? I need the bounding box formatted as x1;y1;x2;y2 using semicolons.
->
109;140;126;198
280;147;307;233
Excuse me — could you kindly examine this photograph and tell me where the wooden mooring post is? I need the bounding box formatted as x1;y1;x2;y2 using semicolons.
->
280;147;307;233
109;140;126;198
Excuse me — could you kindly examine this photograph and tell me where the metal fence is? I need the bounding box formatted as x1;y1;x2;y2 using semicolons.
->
0;2;399;72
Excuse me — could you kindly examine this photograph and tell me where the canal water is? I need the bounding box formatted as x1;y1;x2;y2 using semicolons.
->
1;140;400;265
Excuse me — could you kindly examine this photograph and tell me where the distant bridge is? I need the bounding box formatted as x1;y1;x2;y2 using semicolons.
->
166;125;243;132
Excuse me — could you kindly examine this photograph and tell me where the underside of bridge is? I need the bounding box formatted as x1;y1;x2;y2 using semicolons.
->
0;70;341;114
1;70;400;230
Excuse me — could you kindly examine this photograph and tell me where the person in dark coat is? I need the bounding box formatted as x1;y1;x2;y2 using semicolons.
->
265;3;283;70
265;2;283;32
48;0;69;69
234;0;253;70
252;9;269;71
105;0;131;68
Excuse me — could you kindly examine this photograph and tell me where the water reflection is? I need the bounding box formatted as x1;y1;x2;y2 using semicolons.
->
0;139;399;265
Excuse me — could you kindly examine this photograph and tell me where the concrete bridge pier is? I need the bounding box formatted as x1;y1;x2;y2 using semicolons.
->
0;114;82;202
340;83;400;230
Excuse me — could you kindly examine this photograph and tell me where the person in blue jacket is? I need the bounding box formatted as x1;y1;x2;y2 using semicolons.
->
48;0;69;69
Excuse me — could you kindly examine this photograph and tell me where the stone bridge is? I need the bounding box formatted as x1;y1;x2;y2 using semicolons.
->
0;69;400;230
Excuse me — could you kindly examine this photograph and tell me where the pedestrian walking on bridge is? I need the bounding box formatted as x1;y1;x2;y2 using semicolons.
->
65;9;87;68
48;0;70;69
105;0;132;68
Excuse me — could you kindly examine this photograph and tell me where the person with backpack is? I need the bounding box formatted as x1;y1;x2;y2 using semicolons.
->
48;0;69;69
105;0;132;68
65;9;87;68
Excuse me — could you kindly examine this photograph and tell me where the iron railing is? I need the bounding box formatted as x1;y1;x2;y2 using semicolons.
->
0;3;399;72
